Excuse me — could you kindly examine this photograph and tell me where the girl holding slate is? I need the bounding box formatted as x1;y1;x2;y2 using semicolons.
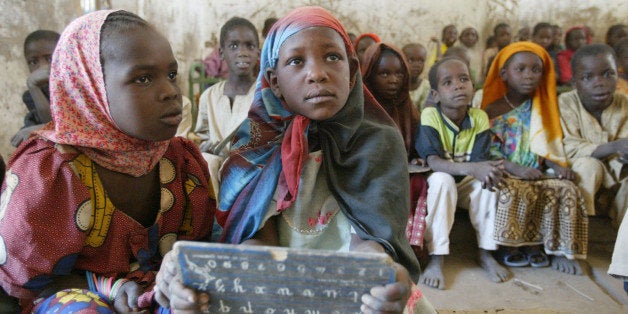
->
156;6;435;314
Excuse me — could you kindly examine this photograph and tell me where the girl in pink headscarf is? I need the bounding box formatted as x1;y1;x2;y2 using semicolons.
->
0;10;214;313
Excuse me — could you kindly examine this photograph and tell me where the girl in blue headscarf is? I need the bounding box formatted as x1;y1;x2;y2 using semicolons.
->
155;6;435;313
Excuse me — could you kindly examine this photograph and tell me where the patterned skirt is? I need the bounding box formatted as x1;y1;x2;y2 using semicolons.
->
406;173;428;248
493;177;588;259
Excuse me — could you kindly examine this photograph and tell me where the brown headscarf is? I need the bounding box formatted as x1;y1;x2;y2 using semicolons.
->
361;42;420;159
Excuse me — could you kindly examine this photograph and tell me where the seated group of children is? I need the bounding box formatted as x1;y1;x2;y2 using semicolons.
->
0;6;626;314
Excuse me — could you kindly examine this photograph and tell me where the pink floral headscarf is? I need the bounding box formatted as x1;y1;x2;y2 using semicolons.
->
36;10;169;177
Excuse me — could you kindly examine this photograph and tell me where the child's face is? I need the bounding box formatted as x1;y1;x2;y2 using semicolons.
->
566;29;587;51
220;25;260;78
442;26;458;47
104;27;182;141
532;27;553;50
356;37;376;64
459;28;478;48
434;59;474;110
495;26;512;49
607;26;627;48
500;52;543;97
268;27;352;121
573;53;618;112
369;52;405;103
24;39;57;73
403;45;426;78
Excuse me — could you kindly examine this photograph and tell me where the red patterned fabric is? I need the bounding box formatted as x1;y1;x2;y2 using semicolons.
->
0;137;214;310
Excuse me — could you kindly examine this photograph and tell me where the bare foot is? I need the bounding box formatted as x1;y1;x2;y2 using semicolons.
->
478;249;512;283
419;255;445;289
551;256;583;275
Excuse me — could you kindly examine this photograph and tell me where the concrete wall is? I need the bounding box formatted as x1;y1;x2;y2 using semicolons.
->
0;0;626;159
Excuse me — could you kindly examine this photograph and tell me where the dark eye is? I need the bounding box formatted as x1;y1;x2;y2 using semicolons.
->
603;70;616;78
27;59;38;66
247;44;257;50
135;75;151;84
229;43;238;50
581;74;591;81
286;57;302;66
442;80;451;86
168;71;178;81
327;54;341;62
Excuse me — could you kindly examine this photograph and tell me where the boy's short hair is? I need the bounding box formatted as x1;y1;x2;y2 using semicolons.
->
220;17;259;48
428;56;468;89
23;30;60;55
570;44;617;73
533;22;552;36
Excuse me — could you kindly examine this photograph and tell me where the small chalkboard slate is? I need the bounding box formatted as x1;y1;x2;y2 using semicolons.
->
174;241;396;314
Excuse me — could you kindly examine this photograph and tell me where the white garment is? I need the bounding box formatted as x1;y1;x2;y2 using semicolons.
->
609;210;628;277
175;96;193;138
424;172;498;254
194;80;254;155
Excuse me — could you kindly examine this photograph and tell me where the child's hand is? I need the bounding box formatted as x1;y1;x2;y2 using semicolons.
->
113;281;146;313
613;138;628;157
11;128;30;147
551;165;576;181
154;251;210;313
11;125;44;147
410;158;426;166
27;64;50;89
473;160;505;191
361;262;411;314
512;164;543;180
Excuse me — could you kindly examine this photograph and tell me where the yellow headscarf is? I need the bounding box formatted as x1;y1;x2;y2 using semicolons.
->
481;41;567;166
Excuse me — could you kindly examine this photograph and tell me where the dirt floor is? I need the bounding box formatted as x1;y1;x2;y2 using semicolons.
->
419;212;627;314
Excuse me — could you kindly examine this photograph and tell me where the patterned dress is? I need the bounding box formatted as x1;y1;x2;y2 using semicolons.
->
490;100;588;259
0;137;215;311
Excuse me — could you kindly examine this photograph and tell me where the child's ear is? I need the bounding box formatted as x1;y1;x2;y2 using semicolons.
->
431;89;440;103
219;47;225;61
499;67;507;81
266;68;282;99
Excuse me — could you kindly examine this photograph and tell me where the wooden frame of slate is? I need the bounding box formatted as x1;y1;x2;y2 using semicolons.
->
174;241;396;314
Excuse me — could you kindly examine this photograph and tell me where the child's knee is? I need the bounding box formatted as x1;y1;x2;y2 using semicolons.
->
427;172;456;191
571;157;605;181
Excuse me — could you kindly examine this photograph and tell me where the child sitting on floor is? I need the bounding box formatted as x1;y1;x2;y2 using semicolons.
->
195;17;259;156
557;26;590;86
194;17;260;199
415;56;510;289
354;33;381;65
0;10;215;313
559;44;627;227
361;42;432;263
156;6;435;313
11;30;59;148
427;24;458;68
482;41;588;275
402;43;430;111
458;27;483;87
